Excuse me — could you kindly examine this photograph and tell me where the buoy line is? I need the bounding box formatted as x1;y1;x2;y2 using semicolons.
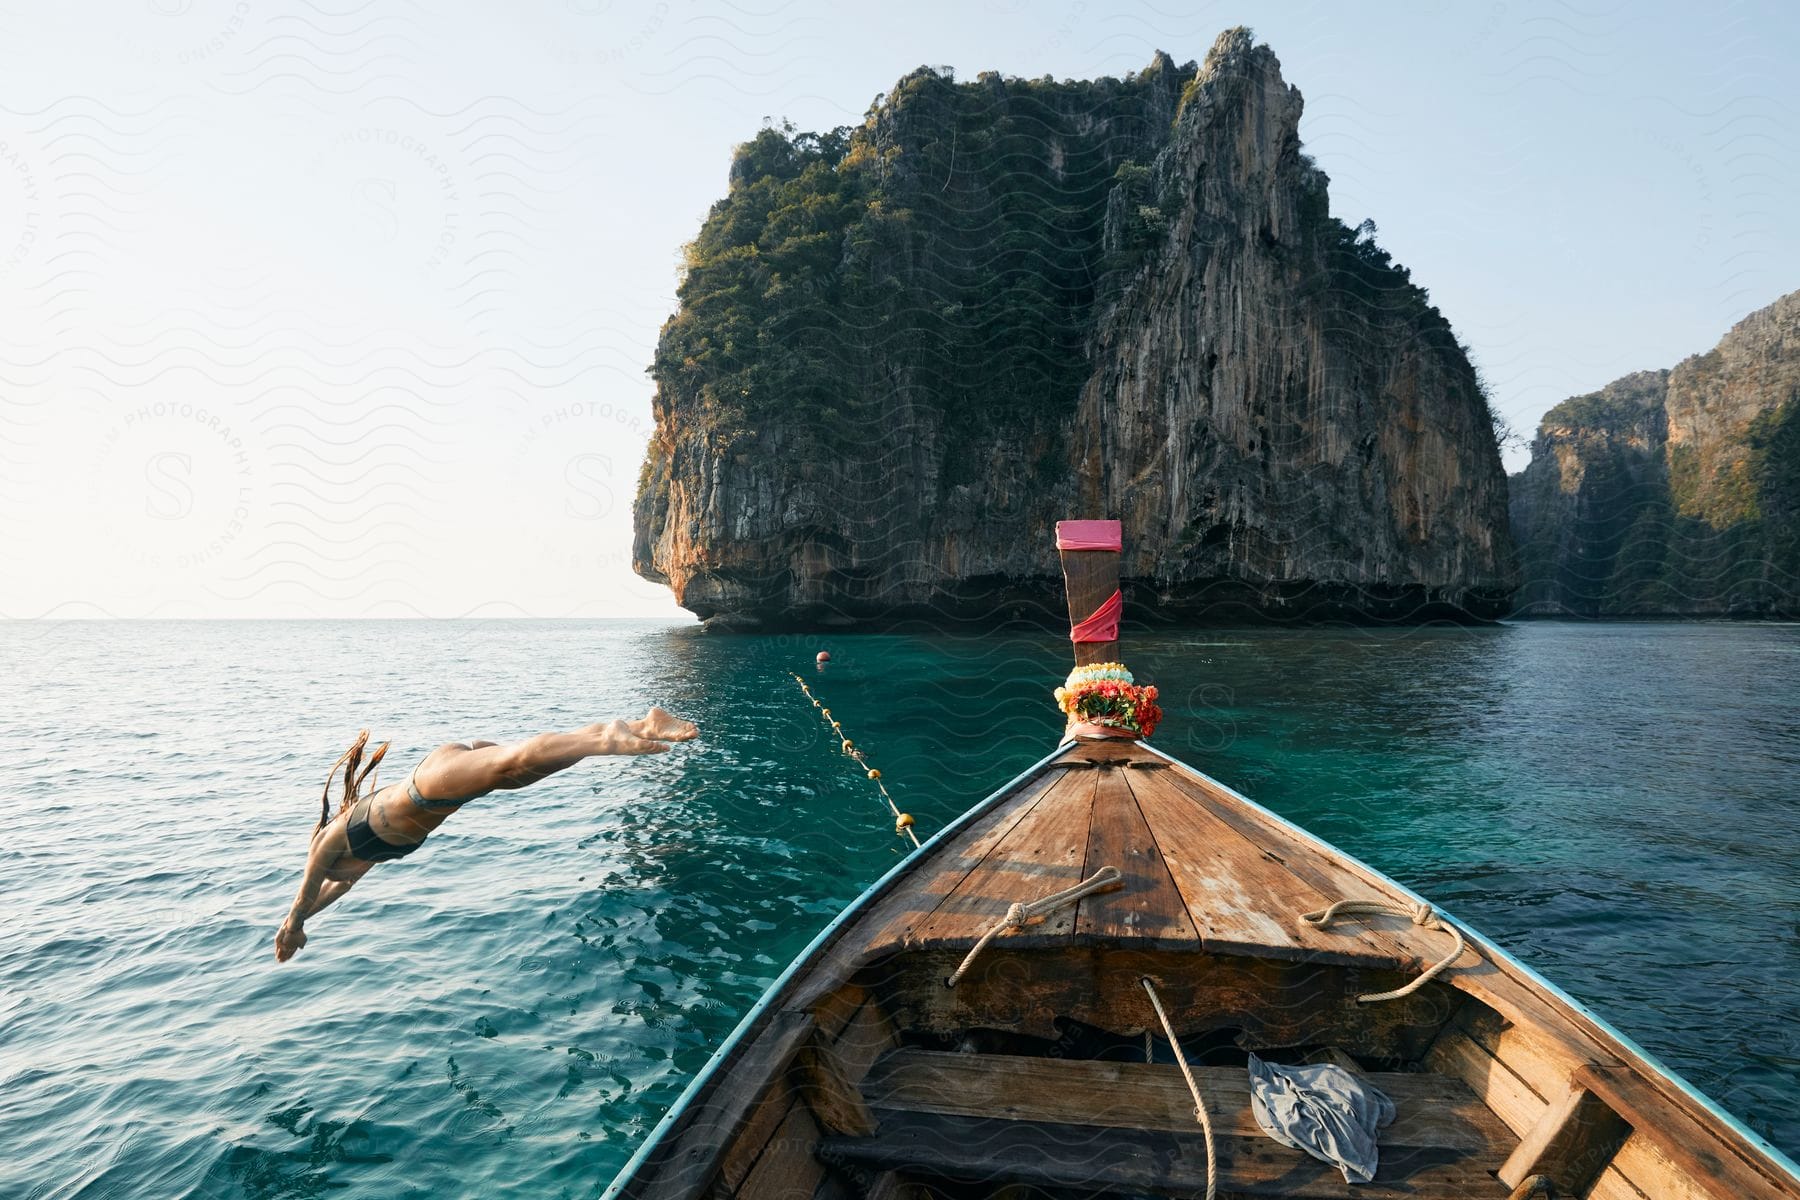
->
790;673;922;849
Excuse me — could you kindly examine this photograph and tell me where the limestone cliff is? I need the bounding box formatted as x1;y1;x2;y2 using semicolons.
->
1510;291;1800;617
634;30;1518;628
1073;30;1515;618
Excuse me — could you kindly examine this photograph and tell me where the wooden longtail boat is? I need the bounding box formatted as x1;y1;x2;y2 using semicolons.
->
604;524;1800;1200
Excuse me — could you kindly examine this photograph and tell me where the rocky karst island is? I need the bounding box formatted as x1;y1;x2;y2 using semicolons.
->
1510;289;1800;618
632;29;1522;629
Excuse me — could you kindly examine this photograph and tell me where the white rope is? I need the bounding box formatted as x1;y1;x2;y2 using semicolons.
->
1299;898;1473;1003
943;866;1122;987
791;674;921;849
1140;977;1216;1200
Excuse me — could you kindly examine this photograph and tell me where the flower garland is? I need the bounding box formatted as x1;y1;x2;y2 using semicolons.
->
1063;661;1136;687
1053;661;1163;738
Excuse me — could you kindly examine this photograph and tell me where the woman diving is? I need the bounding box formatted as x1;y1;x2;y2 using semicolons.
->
274;708;699;962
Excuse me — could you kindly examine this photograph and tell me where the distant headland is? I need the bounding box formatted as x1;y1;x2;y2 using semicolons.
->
1510;288;1799;619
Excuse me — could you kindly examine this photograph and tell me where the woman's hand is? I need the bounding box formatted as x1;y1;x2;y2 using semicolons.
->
274;920;308;962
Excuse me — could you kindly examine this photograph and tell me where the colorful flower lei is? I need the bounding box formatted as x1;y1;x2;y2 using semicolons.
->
1064;661;1136;687
1053;661;1163;738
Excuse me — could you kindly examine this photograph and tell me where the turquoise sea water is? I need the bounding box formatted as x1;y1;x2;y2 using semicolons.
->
3;619;1797;1197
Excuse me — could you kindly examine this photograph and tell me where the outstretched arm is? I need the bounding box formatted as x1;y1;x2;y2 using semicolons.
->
415;710;697;802
275;820;350;962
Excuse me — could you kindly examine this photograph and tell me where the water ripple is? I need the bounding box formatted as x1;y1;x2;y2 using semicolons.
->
0;618;1796;1194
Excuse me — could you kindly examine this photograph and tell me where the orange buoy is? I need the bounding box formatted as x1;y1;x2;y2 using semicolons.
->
816;650;830;664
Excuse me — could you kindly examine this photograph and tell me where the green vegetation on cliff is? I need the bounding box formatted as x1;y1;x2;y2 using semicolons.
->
1509;298;1800;617
648;45;1481;465
651;60;1196;463
1544;387;1658;433
654;121;864;447
1748;398;1800;572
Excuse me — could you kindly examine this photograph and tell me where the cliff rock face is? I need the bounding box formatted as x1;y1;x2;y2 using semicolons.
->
1510;290;1800;616
634;30;1518;628
1073;31;1515;617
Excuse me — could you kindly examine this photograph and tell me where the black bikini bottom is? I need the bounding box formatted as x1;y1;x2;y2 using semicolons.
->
346;795;423;863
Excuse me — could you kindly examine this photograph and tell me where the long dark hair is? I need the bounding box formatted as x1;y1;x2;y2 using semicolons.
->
316;729;390;832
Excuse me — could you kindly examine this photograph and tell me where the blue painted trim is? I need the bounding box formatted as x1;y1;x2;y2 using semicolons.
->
1140;740;1800;1186
599;740;1077;1200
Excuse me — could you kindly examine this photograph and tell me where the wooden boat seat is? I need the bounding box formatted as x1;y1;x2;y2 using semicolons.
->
818;1048;1517;1198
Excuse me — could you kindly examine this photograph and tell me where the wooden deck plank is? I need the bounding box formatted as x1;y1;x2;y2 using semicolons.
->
1170;785;1622;1091
821;1108;1512;1199
907;768;1098;950
626;1009;817;1200
717;1082;797;1194
1587;1165;1653;1200
1154;763;1425;966
1498;1084;1631;1195
793;1041;876;1138
1448;1000;1575;1104
1609;1133;1722;1200
1581;1065;1794;1200
1160;763;1639;1093
1128;768;1404;966
1053;739;1157;766
883;946;1472;1062
1073;767;1199;946
736;1102;827;1200
810;983;868;1044
855;766;1069;958
793;989;900;1139
1422;1025;1549;1138
861;1049;1513;1152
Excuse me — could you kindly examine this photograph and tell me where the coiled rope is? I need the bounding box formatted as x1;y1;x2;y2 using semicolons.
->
1140;977;1216;1200
791;674;921;849
943;866;1122;987
1299;899;1473;1003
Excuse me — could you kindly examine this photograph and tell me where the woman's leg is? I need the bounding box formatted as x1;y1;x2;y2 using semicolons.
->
413;712;698;800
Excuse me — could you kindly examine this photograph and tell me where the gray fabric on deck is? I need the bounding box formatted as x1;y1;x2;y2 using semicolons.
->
1246;1053;1396;1184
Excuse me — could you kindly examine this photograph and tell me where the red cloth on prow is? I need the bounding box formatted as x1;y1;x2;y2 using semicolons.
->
1055;519;1122;552
1070;588;1122;643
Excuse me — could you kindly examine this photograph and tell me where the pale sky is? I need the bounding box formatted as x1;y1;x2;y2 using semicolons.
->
2;1;1795;618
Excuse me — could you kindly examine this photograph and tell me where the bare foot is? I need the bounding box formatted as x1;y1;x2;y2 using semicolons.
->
598;718;671;755
631;706;699;743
